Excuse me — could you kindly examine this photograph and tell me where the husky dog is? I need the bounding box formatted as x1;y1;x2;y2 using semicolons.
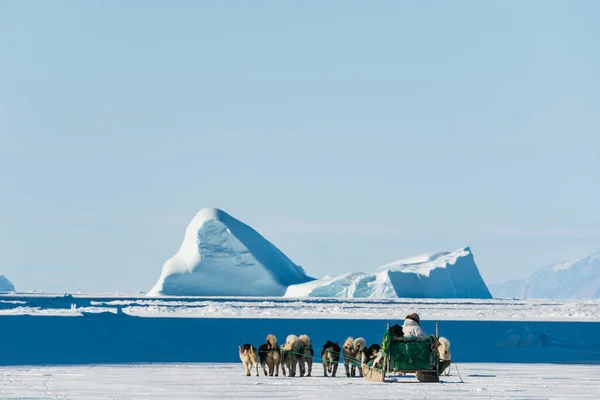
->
361;343;381;367
438;337;451;376
342;337;356;377
297;334;314;377
321;340;341;377
280;334;299;377
238;344;259;376
353;338;366;377
258;334;280;377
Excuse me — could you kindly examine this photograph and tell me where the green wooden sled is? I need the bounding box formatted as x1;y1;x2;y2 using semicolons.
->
363;324;450;383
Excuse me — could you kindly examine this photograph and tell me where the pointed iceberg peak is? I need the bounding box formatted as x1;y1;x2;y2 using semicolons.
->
0;273;15;293
149;208;314;296
192;207;229;221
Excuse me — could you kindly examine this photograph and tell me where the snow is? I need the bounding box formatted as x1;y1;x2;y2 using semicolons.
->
1;363;599;399
2;294;600;398
0;273;15;292
285;247;492;299
148;208;314;296
491;249;600;299
3;293;600;321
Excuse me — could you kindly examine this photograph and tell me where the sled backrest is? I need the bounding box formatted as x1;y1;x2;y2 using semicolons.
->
382;331;439;372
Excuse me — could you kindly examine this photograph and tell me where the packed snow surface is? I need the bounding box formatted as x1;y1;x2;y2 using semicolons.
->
285;247;492;299
0;273;14;292
148;208;314;296
1;363;599;399
491;249;600;299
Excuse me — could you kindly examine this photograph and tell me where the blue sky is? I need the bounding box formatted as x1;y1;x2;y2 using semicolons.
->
1;1;599;293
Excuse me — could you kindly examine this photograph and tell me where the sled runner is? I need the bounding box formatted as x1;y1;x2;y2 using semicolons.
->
363;323;451;383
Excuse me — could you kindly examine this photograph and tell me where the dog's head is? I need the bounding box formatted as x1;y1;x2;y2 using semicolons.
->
368;344;380;354
239;344;253;355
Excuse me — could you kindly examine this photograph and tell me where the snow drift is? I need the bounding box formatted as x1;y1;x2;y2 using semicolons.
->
491;249;600;299
148;208;314;296
285;247;492;299
0;273;15;292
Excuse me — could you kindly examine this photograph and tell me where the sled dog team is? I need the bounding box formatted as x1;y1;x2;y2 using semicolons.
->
239;333;452;377
238;334;379;378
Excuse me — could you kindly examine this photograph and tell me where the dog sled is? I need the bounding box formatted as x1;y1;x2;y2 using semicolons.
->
363;323;451;383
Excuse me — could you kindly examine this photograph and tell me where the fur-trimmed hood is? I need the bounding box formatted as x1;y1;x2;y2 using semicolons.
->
403;317;426;337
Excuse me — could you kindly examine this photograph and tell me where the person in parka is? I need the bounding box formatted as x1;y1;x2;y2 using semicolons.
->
402;312;426;338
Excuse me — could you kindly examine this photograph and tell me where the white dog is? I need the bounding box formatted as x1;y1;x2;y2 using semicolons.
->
353;338;366;377
281;334;299;377
438;337;451;376
297;334;314;377
342;337;356;377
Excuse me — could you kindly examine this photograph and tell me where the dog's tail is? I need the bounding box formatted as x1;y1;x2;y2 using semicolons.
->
283;334;298;351
343;337;355;351
439;337;451;349
438;337;451;361
354;337;366;352
266;334;278;349
297;334;311;348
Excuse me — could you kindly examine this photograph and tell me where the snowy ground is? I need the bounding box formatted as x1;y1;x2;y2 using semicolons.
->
1;363;599;399
3;294;600;321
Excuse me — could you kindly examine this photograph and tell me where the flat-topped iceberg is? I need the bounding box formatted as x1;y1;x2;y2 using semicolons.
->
285;247;492;299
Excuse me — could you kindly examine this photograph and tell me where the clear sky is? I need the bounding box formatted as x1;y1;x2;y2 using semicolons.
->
1;1;599;293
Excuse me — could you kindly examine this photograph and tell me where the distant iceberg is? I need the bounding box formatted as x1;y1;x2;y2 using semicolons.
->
148;208;314;296
491;249;600;299
285;247;493;299
0;274;15;293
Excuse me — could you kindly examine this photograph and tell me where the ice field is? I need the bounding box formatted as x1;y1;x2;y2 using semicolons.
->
1;294;600;398
3;294;600;321
1;363;600;399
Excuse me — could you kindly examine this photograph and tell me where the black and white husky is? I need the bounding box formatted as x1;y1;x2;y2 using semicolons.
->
258;334;280;377
238;344;259;376
280;334;299;377
297;334;314;377
361;343;381;367
321;340;341;377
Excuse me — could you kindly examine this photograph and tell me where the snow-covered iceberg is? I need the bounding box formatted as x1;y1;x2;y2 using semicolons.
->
0;274;15;292
491;250;600;299
148;208;314;296
285;247;492;299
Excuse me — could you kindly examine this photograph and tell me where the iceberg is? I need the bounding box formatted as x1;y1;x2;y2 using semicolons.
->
0;274;15;293
285;247;493;299
148;208;314;296
491;250;600;299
